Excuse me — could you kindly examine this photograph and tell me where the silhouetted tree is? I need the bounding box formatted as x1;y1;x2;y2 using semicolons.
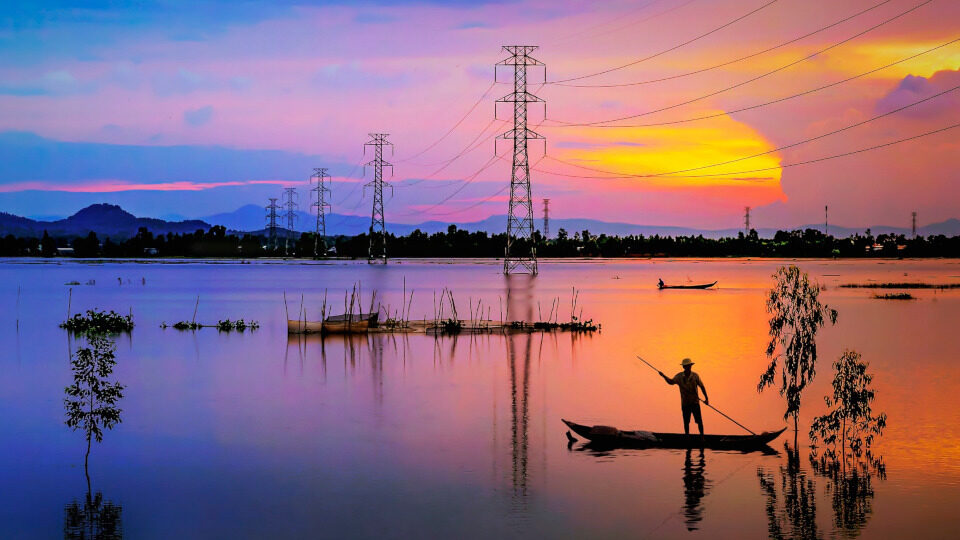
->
759;266;838;443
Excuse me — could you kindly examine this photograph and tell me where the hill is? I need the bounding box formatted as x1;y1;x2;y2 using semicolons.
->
0;203;210;239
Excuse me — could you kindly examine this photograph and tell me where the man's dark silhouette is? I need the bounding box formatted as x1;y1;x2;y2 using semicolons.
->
659;358;709;435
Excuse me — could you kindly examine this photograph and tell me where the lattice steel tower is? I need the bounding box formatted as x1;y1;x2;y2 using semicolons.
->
364;133;393;263
825;205;829;236
542;198;550;239
282;187;298;255
311;167;331;258
744;206;751;233
266;197;280;251
497;45;544;275
912;211;918;237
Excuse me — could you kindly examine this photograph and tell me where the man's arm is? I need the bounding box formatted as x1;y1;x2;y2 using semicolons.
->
698;377;708;405
658;371;675;385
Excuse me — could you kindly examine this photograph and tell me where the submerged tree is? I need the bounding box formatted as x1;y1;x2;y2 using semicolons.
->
64;335;125;477
809;350;887;464
759;265;838;441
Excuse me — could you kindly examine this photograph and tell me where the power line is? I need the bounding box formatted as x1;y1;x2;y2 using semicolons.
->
551;0;893;88
545;0;697;47
545;0;935;127
542;37;960;129
533;121;960;180
395;81;497;163
549;0;780;84
548;82;960;177
400;154;500;217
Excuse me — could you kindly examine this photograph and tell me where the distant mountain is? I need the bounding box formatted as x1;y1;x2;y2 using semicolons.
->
0;203;210;239
8;203;958;240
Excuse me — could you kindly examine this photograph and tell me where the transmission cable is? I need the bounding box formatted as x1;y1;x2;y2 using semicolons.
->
545;0;935;127
547;82;960;178
533;121;960;180
549;0;780;84
395;81;497;163
552;0;893;88
543;37;959;129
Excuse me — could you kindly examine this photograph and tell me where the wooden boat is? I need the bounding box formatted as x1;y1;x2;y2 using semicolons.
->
321;312;379;334
287;319;324;334
658;281;717;290
287;313;379;334
562;419;785;450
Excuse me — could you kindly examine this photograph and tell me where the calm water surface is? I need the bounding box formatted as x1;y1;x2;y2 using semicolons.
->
1;258;958;538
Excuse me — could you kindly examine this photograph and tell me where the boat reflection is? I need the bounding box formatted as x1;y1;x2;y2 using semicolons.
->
682;448;711;531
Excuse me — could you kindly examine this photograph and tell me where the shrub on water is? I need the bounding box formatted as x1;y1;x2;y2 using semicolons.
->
60;309;134;334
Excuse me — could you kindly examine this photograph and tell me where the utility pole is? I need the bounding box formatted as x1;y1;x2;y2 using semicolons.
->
311;167;331;258
542;198;550;239
825;205;829;236
912;211;918;238
497;45;545;275
364;133;393;263
266;197;280;252
744;206;751;233
282;187;298;255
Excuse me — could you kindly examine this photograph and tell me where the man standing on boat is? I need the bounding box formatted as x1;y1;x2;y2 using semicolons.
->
659;358;709;436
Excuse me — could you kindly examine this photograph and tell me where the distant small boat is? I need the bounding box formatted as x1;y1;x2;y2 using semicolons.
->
658;281;717;290
287;312;379;334
562;419;785;451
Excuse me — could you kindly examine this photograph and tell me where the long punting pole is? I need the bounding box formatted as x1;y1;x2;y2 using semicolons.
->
635;355;757;435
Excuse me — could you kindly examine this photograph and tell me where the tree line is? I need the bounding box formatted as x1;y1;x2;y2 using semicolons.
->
2;224;959;258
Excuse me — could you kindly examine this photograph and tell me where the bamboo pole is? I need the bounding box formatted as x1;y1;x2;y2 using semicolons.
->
67;287;73;320
192;295;200;325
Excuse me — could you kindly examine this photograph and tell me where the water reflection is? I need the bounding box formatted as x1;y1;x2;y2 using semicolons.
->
757;444;886;539
758;444;821;540
809;453;885;538
64;491;123;540
508;333;532;505
681;448;711;530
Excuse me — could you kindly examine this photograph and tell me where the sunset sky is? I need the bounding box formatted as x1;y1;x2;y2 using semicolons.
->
1;0;958;229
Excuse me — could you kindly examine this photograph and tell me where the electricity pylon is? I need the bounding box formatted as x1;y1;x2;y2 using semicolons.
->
542;198;550;239
364;133;393;263
497;45;545;275
266;197;280;251
912;211;918;238
282;187;298;255
744;206;751;233
311;167;331;258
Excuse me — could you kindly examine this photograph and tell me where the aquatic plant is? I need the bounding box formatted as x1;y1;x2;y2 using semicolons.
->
216;319;259;331
809;350;887;463
64;335;125;474
873;293;914;300
163;319;258;331
840;282;960;289
758;265;838;442
60;310;134;334
440;318;462;334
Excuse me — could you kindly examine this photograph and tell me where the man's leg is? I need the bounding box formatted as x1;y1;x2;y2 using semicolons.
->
693;405;704;436
682;405;692;435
